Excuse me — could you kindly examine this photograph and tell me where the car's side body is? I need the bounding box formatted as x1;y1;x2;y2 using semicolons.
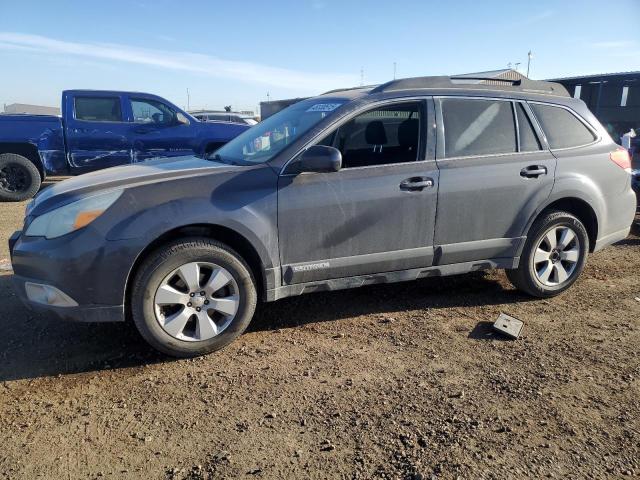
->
9;77;637;326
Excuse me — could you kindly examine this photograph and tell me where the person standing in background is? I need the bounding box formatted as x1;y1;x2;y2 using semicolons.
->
621;128;636;159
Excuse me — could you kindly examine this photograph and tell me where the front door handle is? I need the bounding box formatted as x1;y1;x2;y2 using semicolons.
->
520;165;547;178
400;176;434;191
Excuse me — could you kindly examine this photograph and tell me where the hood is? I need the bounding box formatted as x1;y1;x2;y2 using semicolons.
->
29;155;239;216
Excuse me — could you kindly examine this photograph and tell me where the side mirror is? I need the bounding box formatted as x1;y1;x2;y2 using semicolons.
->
295;145;342;173
176;112;190;126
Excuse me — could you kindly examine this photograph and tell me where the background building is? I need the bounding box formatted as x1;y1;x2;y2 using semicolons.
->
548;72;640;142
2;103;60;115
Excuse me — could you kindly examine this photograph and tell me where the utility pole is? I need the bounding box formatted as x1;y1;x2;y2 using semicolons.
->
360;67;364;86
527;50;533;78
186;88;190;111
266;92;270;103
393;62;397;80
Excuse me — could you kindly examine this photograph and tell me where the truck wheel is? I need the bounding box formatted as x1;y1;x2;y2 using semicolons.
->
0;153;42;202
506;210;588;298
131;237;257;358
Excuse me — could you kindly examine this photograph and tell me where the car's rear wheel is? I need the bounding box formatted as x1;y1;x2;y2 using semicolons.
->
131;238;257;357
506;210;588;297
0;153;41;202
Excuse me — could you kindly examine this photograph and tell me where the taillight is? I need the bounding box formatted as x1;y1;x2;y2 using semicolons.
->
610;147;631;172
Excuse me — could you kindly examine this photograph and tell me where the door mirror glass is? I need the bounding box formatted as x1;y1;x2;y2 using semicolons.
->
176;112;190;125
295;145;342;173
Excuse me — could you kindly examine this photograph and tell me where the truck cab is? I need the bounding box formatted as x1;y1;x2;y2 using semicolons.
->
0;90;250;201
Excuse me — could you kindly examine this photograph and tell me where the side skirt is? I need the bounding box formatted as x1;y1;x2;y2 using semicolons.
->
265;257;519;302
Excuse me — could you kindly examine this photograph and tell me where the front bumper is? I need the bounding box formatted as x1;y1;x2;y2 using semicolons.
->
9;227;136;323
11;274;125;323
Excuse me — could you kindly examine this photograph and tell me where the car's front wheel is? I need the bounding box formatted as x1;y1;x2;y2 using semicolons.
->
131;238;257;357
506;210;588;297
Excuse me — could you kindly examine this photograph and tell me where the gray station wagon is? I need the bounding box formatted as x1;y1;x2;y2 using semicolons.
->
9;75;636;357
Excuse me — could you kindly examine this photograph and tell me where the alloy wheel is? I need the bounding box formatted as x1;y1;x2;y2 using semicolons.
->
532;225;581;287
153;261;240;341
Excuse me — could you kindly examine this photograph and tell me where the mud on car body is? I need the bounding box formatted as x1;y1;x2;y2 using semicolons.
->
9;75;637;357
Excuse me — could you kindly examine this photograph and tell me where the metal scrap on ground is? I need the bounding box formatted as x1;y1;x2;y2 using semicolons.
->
493;313;524;339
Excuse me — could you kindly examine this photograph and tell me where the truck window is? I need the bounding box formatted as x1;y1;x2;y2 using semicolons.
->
131;98;176;124
75;97;122;122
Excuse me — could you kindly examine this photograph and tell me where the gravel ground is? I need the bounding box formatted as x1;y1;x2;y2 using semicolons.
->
0;181;639;479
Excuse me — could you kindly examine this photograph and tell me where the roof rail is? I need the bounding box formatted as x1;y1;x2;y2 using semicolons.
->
450;76;522;85
369;75;569;97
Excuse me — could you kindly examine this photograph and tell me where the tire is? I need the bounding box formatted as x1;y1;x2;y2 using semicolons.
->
506;210;589;298
0;153;42;202
131;237;257;357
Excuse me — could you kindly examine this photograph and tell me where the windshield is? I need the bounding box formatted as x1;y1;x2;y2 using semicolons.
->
209;99;346;165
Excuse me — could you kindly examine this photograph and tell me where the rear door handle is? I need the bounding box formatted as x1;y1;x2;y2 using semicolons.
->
520;165;547;178
400;176;434;191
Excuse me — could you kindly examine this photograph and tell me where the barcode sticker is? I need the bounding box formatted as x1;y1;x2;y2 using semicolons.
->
306;103;342;112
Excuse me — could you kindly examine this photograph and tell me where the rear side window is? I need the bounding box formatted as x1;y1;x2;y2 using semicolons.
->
530;103;596;149
516;103;542;151
442;98;516;157
75;97;122;122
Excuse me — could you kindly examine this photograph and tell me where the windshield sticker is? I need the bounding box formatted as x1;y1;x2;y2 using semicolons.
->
306;103;342;112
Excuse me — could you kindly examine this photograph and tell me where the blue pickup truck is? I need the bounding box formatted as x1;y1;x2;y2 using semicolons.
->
0;90;250;201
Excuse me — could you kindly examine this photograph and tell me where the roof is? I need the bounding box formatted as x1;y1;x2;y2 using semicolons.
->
189;110;253;117
547;71;640;82
368;75;569;97
322;71;569;98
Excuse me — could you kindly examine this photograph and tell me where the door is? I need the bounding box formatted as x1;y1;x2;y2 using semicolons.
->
434;97;556;264
127;96;195;162
277;100;439;284
65;94;132;172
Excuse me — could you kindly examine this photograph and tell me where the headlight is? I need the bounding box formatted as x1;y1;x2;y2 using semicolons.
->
25;190;123;239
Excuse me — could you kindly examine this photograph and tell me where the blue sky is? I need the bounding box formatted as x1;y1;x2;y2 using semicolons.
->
0;0;638;113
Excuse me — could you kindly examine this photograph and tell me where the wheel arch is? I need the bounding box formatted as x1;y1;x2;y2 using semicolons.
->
124;223;267;320
526;197;599;252
0;142;45;180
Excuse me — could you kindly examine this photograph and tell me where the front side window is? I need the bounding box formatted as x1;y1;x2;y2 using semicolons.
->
318;102;421;168
75;97;122;122
131;98;176;124
530;103;596;149
442;98;516;158
211;98;346;165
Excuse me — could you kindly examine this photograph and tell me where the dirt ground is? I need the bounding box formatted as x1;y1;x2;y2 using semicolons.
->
0;181;639;479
